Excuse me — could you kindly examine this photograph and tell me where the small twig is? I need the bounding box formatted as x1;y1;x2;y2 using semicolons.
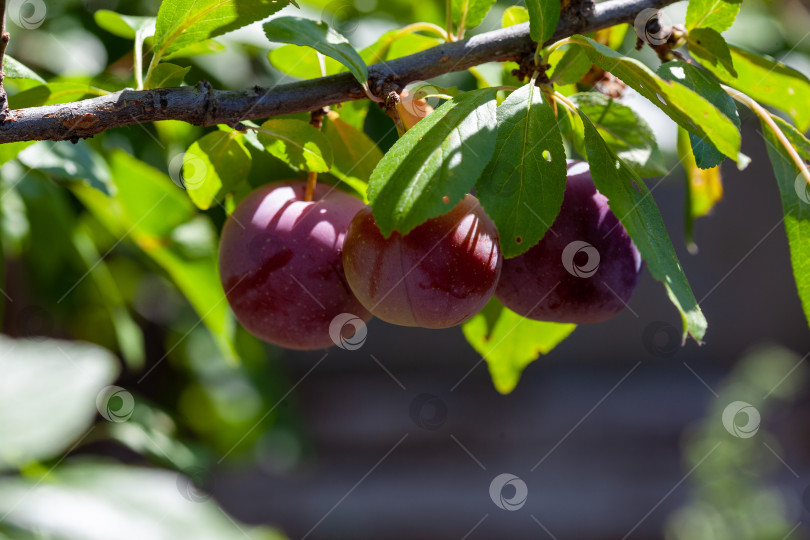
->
0;0;10;123
724;85;810;188
304;107;329;202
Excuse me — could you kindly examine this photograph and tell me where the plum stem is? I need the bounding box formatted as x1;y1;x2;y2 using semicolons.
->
304;172;317;202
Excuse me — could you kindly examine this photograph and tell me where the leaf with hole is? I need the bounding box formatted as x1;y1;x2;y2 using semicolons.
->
367;88;498;237
477;83;567;258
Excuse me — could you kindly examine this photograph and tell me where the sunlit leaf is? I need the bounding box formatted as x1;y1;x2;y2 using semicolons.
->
257;118;333;173
264;17;367;84
580;113;707;341
462;298;575;394
368;88;498;236
477;84;567;258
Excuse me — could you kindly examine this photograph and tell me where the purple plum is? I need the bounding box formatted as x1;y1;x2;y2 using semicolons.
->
496;161;642;323
342;195;502;328
218;181;371;350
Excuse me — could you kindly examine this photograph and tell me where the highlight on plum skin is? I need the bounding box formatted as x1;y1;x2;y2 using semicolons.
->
496;161;643;324
342;194;502;329
218;180;371;350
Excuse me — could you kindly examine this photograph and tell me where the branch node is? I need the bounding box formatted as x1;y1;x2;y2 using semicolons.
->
309;107;328;130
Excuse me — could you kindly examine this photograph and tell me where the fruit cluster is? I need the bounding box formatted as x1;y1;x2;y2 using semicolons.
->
218;161;642;350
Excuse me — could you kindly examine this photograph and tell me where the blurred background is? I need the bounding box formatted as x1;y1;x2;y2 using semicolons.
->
1;0;810;539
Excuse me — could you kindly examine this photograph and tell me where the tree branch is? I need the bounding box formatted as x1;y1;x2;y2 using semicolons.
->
0;0;11;123
0;0;677;144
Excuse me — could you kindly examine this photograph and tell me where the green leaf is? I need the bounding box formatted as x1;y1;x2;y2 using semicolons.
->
367;88;498;237
268;31;439;80
0;141;34;165
361;29;440;64
18;141;115;196
257;118;333;173
687;28;737;79
526;0;561;45
0;463;287;540
462;298;575;394
658;60;740;169
183;131;252;210
164;39;226;60
685;0;741;32
322;111;383;201
146;62;190;89
263;17;368;84
4;55;44;82
152;0;290;67
452;0;497;31
760;116;810;331
549;46;592;85
570;92;667;177
9;82;106;109
71;150;238;363
502;5;530;27
477;84;567;258
0;337;118;471
72;225;146;370
94;9;155;39
580;113;707;342
694;44;810;132
678;127;723;251
569;35;742;164
268;44;342;78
